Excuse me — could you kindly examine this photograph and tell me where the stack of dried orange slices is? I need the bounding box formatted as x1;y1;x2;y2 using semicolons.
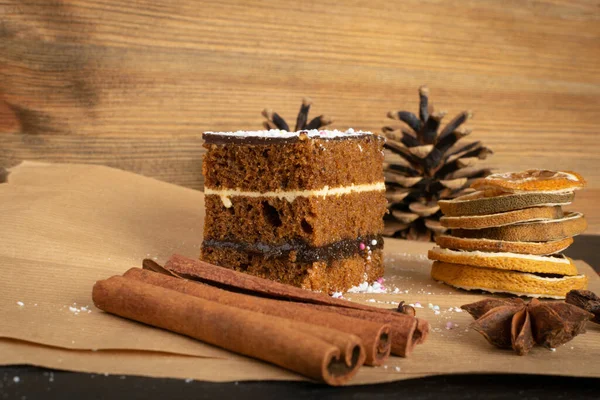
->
429;170;588;299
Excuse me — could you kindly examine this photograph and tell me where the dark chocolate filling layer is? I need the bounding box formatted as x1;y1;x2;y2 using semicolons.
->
202;235;384;264
202;131;384;145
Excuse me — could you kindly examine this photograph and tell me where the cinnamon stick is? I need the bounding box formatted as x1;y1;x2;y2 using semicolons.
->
145;255;429;356
296;303;421;357
123;268;392;365
92;276;365;386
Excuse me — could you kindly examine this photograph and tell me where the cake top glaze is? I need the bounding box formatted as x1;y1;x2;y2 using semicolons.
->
203;129;381;144
205;128;370;138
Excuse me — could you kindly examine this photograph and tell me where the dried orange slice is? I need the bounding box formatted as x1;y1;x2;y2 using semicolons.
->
451;212;587;242
440;206;563;229
428;247;578;276
435;235;573;256
431;261;588;299
471;170;586;193
438;189;574;216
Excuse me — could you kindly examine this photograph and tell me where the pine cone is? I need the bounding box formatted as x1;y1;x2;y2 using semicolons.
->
382;86;493;241
262;98;333;131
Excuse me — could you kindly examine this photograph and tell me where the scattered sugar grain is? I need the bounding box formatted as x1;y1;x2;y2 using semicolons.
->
17;301;24;307
395;367;401;372
348;280;387;294
331;292;343;299
550;348;556;352
185;378;193;383
13;377;20;383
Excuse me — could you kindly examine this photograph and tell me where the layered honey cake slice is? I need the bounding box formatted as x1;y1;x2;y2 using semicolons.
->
200;129;387;294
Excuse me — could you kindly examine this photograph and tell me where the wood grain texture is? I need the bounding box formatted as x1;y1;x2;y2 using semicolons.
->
1;0;599;230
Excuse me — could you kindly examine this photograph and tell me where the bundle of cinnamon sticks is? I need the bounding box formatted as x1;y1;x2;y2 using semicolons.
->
92;255;429;386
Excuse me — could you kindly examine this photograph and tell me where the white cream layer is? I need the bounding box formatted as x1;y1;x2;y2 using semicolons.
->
205;182;386;208
430;247;571;264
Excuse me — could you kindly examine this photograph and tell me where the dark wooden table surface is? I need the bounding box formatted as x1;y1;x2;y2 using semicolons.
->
1;235;598;400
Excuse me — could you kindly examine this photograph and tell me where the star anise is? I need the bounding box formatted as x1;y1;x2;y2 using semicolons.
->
461;297;593;356
566;290;600;324
262;97;333;132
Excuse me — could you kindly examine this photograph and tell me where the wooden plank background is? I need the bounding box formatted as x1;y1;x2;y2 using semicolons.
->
1;0;599;232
